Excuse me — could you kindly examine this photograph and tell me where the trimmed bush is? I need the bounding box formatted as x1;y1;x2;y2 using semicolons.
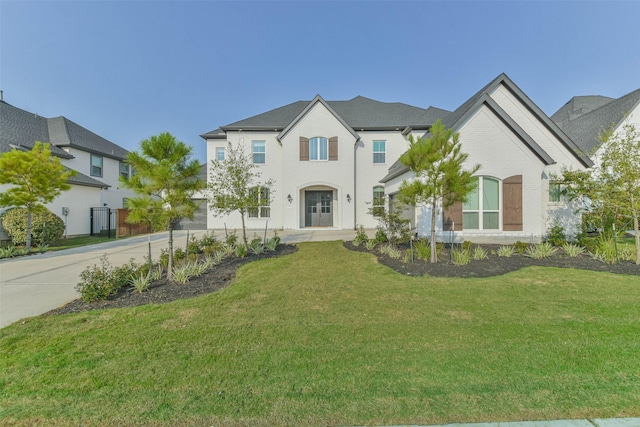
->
1;207;65;246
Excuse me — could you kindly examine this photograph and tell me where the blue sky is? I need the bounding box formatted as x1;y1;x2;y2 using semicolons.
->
1;0;639;163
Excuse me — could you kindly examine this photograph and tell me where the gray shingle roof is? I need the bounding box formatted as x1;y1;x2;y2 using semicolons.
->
554;89;640;155
0;101;73;159
66;168;110;188
551;95;615;128
203;96;451;136
381;73;594;183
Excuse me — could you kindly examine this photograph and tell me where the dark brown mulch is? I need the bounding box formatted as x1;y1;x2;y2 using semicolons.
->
344;241;640;278
46;244;298;316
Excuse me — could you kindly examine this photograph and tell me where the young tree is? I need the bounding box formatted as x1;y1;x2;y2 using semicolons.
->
120;132;206;279
398;119;479;263
563;121;640;264
0;142;76;252
207;141;274;247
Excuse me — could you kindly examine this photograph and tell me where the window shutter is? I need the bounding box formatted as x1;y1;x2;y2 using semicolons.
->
300;137;309;161
443;201;463;231
329;136;338;161
503;175;523;231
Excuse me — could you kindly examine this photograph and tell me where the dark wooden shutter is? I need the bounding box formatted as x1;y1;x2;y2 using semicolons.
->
300;137;309;161
443;201;463;231
329;136;338;161
503;175;523;231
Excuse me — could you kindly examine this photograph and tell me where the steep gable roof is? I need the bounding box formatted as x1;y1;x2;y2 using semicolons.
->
381;73;593;183
554;88;640;155
277;95;360;141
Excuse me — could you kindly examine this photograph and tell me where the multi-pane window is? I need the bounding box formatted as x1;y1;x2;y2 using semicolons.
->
252;141;265;164
248;186;270;218
373;186;385;217
463;176;500;230
216;147;225;161
373;141;386;164
309;137;328;161
90;155;103;177
549;181;562;202
119;162;129;179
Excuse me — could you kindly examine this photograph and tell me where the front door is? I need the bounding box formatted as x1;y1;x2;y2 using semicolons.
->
305;191;333;227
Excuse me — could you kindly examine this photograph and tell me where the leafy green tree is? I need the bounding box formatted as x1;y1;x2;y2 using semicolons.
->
120;132;206;279
207;141;274;247
0;142;75;252
562;121;640;264
398;119;479;263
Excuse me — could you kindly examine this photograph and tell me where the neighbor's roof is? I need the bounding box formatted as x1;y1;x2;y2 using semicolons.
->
553;88;640;155
551;95;615;127
0;100;128;160
201;96;451;138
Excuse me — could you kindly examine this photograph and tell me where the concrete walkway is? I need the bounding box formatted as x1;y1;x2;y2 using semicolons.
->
0;228;358;328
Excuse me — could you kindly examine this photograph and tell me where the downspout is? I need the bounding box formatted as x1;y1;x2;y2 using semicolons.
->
353;137;360;229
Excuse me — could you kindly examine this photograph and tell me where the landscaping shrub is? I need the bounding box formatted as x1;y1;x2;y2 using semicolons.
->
496;245;515;257
472;246;488;260
374;228;388;243
234;244;247;258
353;226;368;247
524;242;558;259
546;220;567;247
451;247;471;266
1;207;65;246
76;255;137;302
513;241;529;254
562;242;585;257
413;238;431;261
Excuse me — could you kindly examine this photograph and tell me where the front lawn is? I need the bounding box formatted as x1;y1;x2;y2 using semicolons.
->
1;241;639;426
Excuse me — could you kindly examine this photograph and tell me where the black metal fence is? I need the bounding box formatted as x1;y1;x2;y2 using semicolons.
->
90;207;116;238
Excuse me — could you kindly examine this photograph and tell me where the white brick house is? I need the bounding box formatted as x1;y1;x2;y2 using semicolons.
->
203;73;594;242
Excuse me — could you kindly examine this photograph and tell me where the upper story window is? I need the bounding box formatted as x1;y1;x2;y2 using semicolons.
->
549;181;562;202
90;154;103;177
373;141;386;164
310;137;328;161
119;162;129;179
373;186;385;217
248;186;270;218
216;147;225;161
252;141;265;164
463;176;500;230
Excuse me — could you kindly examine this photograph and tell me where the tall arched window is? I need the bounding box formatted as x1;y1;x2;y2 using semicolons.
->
463;177;500;229
248;186;271;218
373;186;385;217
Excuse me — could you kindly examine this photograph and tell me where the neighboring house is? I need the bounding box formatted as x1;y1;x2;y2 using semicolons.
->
175;163;208;231
0;97;136;238
202;73;593;242
552;88;640;164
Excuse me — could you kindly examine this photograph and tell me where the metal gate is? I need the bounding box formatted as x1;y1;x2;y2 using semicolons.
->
90;207;116;238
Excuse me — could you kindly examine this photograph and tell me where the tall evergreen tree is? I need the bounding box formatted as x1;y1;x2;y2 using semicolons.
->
398;120;479;263
0;142;75;252
120;132;205;279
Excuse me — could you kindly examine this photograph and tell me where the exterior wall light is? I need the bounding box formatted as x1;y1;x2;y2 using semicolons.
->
287;194;293;203
346;194;351;203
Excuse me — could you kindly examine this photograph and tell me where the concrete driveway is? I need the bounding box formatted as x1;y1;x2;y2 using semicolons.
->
0;228;357;329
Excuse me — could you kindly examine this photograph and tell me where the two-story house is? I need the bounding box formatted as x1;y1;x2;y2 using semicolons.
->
0;97;137;238
203;73;593;243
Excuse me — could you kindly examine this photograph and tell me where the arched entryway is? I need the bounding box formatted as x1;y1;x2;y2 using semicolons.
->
300;185;337;228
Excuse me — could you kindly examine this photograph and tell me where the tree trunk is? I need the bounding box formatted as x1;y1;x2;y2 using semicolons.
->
634;215;639;266
167;226;174;281
26;209;33;253
240;212;248;247
430;201;437;263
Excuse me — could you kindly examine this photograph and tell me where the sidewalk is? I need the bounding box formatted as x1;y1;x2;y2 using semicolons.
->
375;419;640;427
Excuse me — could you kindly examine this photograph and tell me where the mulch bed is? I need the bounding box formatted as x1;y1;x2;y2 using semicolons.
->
344;241;640;278
46;241;638;317
46;244;298;316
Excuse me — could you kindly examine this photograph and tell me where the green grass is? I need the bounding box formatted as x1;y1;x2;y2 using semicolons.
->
1;241;640;426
